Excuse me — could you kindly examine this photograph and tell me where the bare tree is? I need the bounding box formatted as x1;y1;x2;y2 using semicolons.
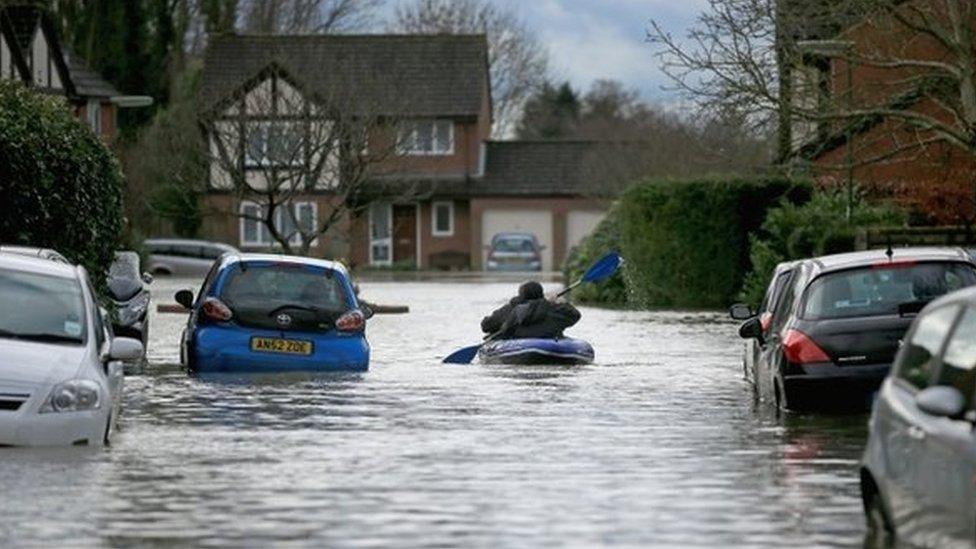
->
201;67;420;255
390;0;548;137
241;0;383;33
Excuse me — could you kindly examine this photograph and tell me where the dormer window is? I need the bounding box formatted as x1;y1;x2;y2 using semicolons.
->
245;121;305;167
398;119;453;156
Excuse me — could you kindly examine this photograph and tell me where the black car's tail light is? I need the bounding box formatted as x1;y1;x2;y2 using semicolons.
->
782;329;831;364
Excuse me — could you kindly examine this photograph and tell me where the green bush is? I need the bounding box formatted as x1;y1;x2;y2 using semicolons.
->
617;176;811;309
563;204;628;306
0;80;125;287
739;187;906;308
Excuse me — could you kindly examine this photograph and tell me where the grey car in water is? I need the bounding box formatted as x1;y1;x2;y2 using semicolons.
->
144;239;238;277
485;232;544;272
861;285;976;547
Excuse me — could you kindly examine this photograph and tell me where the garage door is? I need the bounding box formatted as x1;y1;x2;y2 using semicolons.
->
482;209;553;270
567;210;606;253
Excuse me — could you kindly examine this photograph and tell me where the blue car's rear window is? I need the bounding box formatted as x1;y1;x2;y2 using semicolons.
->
221;263;348;312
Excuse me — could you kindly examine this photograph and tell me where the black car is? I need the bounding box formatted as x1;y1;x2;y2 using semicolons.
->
736;247;976;411
107;251;153;356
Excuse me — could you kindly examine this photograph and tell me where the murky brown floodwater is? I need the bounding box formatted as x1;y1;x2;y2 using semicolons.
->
0;277;870;547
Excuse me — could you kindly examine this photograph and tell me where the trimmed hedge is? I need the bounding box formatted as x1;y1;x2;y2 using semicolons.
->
567;176;811;309
738;188;906;308
563;204;628;306
0;81;125;287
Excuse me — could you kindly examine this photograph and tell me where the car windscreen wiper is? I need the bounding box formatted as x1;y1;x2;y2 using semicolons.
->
0;329;83;344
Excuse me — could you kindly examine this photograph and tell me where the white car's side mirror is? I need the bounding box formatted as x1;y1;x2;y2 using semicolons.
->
108;338;144;361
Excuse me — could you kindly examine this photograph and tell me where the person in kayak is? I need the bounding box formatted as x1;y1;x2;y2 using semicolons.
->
481;281;581;340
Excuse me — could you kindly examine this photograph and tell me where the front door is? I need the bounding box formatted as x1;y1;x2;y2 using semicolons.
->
392;205;417;267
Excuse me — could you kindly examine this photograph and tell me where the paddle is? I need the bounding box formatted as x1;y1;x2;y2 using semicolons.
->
442;252;623;364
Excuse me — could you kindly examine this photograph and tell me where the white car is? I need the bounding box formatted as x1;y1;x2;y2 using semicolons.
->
0;254;143;446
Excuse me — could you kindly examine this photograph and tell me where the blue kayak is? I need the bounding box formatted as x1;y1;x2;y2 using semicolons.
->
478;338;595;365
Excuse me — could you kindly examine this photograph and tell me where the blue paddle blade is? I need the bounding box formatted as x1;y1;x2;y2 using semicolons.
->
581;252;623;283
442;344;481;364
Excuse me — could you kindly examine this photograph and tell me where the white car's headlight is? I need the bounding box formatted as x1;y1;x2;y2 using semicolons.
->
40;380;102;413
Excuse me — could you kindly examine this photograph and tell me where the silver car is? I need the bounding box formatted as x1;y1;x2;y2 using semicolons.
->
144;239;238;277
0;245;69;264
0;254;143;446
861;285;976;547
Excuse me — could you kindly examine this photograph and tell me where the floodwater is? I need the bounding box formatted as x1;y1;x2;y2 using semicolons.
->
0;277;871;547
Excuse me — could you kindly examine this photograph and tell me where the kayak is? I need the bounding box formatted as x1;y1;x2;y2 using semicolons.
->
478;338;595;365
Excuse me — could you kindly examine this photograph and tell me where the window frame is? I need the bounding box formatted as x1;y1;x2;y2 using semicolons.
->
431;201;455;237
87;99;101;135
893;303;962;393
397;119;454;156
244;120;306;168
368;202;393;266
239;201;318;248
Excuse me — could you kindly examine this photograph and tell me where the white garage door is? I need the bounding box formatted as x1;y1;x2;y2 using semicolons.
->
567;210;606;253
482;209;553;270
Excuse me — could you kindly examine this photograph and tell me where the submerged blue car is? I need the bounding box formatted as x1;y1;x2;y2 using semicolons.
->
176;254;370;373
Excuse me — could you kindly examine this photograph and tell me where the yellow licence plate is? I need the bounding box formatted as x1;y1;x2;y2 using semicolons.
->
250;337;313;356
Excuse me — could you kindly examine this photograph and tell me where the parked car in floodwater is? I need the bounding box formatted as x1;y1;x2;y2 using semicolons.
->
736;247;976;411
177;254;371;373
730;261;796;387
861;285;976;547
145;239;238;277
485;232;544;272
0;254;142;446
0;245;69;264
107;251;152;354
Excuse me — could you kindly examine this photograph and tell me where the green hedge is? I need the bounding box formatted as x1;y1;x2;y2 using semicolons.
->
0;81;125;287
738;188;906;308
567;176;810;309
563;204;628;306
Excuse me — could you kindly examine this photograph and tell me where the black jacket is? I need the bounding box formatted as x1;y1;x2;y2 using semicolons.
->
480;296;581;339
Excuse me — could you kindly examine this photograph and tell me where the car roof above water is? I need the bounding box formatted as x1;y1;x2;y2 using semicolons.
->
219;253;350;276
0;252;79;279
803;247;972;276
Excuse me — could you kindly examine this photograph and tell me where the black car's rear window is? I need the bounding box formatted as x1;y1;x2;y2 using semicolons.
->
801;261;976;320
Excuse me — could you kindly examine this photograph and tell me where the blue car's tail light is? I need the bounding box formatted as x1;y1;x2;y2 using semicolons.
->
201;297;233;323
336;310;365;332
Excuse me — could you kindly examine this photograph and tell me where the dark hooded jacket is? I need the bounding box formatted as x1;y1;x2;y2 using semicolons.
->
480;282;581;340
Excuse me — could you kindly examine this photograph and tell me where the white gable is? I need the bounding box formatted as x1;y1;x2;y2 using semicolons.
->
31;28;49;87
0;34;10;79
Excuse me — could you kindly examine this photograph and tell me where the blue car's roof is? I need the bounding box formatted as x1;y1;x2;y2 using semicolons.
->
218;253;350;276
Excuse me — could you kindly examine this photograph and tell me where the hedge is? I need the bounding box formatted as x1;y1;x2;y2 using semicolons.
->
0;80;125;287
563;204;628;306
738;188;906;308
567;176;811;309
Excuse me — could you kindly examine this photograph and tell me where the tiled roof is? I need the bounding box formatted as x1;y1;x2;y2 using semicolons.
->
199;34;489;117
475;141;602;197
63;50;119;98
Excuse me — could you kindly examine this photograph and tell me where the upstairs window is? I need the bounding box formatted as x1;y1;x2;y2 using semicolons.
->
245;121;305;167
398;120;453;155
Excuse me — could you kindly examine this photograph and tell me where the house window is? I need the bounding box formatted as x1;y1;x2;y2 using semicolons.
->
87;100;101;134
240;201;317;247
398;120;453;155
369;202;393;266
245;121;305;167
432;201;454;237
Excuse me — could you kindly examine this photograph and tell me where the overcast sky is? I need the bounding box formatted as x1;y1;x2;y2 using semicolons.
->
384;0;707;105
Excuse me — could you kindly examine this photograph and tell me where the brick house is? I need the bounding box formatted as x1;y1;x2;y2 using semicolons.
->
0;4;151;141
197;34;608;270
790;1;976;212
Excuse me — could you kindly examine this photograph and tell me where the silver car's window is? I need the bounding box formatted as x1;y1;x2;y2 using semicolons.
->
493;237;535;253
897;305;960;390
0;269;87;345
802;262;976;320
938;307;976;407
